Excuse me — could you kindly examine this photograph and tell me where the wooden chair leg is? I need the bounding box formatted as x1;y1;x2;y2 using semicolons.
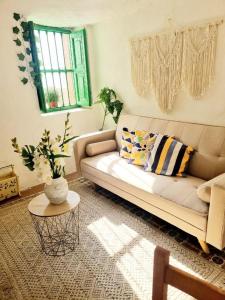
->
198;240;210;254
152;247;169;300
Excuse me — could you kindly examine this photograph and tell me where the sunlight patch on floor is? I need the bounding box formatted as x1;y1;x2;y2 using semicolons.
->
116;238;155;299
88;216;138;256
88;216;202;299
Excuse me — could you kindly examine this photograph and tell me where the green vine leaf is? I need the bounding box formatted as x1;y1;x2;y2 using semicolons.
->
17;53;25;61
21;77;28;85
34;79;41;87
20;21;28;31
30;71;36;78
26;48;31;55
13;38;22;46
13;13;21;21
22;31;30;42
13;26;20;34
29;61;36;68
18;66;26;72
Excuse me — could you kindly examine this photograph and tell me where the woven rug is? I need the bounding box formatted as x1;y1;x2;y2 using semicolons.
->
0;178;224;300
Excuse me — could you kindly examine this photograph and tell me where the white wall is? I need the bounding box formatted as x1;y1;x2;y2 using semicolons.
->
0;2;102;190
2;0;225;190
90;0;225;129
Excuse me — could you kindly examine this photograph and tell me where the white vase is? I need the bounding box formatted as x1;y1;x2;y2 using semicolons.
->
44;177;68;205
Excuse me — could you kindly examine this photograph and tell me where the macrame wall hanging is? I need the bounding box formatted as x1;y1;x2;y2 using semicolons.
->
130;19;223;112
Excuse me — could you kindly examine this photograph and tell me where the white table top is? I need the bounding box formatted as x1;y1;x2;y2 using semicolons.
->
28;191;80;217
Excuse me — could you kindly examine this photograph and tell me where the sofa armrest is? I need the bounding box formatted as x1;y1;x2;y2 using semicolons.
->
197;173;225;203
73;129;116;175
206;184;225;250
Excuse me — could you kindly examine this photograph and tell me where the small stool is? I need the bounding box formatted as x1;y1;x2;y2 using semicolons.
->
28;191;80;256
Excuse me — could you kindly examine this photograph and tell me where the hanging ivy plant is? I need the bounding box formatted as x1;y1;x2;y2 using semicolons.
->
12;12;40;86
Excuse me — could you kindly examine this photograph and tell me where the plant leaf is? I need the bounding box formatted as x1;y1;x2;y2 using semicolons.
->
18;66;26;72
13;38;22;46
30;71;36;78
22;31;30;42
13;26;20;34
23;160;34;171
21;77;28;85
59;135;77;147
34;79;41;87
17;53;25;61
26;47;31;55
13;13;21;21
11;137;17;144
28;145;35;153
107;103;114;114
20;21;28;31
21;147;28;157
113;116;119;124
29;61;36;68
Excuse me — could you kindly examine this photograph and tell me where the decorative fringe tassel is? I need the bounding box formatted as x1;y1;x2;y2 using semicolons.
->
130;38;152;97
183;24;218;98
151;32;183;112
130;19;221;112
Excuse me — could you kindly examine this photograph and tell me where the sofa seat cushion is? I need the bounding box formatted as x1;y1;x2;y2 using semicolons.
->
81;152;209;215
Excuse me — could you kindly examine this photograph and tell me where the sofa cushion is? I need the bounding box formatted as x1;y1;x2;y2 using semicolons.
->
145;134;194;176
81;152;208;215
119;127;135;159
120;127;150;160
86;140;117;157
129;133;156;166
116;114;225;180
197;172;225;203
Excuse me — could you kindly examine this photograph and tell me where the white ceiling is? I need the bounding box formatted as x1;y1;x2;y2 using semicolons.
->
3;0;151;27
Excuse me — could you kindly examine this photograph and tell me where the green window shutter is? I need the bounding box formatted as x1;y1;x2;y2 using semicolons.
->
28;21;47;113
70;29;91;107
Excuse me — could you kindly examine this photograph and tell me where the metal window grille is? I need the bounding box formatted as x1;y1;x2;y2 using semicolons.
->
29;23;91;113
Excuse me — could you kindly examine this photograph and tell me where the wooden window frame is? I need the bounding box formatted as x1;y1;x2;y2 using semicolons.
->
28;22;92;113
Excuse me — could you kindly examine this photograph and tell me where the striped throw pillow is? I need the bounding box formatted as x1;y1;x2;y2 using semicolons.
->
144;134;194;176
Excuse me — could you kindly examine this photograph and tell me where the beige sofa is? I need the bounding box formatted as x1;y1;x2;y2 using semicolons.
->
74;113;225;252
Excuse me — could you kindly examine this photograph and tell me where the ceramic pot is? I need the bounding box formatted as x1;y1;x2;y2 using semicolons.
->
49;101;58;108
44;177;68;205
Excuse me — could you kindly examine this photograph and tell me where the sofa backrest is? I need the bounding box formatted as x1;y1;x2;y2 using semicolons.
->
116;113;225;180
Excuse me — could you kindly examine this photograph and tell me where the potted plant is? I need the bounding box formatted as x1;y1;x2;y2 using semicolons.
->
46;90;59;108
11;113;76;204
95;87;123;130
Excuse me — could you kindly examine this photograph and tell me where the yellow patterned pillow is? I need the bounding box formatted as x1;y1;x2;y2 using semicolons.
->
129;132;156;166
120;128;151;160
120;128;135;159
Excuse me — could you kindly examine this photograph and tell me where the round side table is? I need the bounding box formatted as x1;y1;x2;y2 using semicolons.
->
28;191;80;256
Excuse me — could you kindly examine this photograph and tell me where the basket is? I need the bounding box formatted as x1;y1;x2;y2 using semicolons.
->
0;165;20;201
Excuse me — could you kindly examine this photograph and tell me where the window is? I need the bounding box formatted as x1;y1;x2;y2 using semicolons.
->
28;22;91;113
